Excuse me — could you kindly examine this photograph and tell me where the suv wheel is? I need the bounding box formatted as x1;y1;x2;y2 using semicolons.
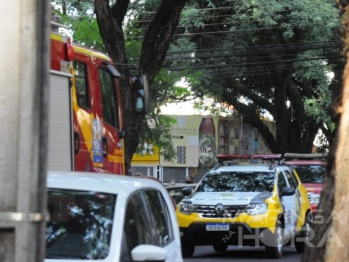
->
295;212;312;253
265;220;283;258
213;242;228;252
182;244;195;258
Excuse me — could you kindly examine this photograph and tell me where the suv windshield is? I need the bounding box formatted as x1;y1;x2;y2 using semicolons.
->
291;165;326;183
197;172;275;192
46;188;116;259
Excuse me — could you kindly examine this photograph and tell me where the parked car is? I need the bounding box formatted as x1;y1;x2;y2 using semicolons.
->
177;154;312;259
166;183;198;204
45;171;183;262
284;153;327;213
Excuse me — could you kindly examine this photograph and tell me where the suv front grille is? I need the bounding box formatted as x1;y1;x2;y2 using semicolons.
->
194;205;247;218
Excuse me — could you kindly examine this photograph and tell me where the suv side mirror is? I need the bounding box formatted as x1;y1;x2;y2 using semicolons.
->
130;74;149;115
182;187;193;196
281;187;295;196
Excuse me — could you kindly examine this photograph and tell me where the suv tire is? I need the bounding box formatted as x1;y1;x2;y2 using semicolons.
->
265;220;283;258
295;212;312;253
213;242;228;252
182;244;195;258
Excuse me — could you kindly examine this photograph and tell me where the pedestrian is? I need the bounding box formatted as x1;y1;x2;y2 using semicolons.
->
133;172;144;177
185;175;194;184
169;179;176;186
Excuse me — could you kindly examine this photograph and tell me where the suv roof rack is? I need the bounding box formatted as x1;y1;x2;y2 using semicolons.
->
284;153;327;160
217;154;282;170
217;154;282;162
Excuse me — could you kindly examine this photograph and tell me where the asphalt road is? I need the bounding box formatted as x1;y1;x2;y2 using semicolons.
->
183;245;302;261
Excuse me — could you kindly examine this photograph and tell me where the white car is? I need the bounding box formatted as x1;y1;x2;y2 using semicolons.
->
45;171;183;262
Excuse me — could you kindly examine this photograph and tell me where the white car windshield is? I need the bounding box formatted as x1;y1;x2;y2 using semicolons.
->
45;188;116;259
197;172;275;192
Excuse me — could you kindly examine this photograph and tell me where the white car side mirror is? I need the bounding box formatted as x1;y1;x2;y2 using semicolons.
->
131;244;167;262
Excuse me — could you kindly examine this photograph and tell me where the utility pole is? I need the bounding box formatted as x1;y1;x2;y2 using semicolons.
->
0;0;50;261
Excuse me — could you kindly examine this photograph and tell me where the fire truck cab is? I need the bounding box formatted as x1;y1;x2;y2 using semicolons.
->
48;27;148;174
284;153;327;213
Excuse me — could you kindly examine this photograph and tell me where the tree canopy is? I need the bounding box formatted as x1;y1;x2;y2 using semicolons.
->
162;0;342;153
51;0;342;162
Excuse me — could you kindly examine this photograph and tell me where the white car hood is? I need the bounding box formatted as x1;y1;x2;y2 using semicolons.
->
188;192;267;205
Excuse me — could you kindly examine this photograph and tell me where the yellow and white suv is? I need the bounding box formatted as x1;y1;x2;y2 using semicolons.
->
177;154;312;258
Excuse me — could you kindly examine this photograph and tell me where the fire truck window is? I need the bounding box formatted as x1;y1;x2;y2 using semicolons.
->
73;62;90;109
99;68;118;129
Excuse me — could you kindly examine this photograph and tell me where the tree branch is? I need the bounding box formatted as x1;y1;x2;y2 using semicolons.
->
139;0;188;84
227;78;276;116
111;0;130;27
221;89;282;153
94;0;127;63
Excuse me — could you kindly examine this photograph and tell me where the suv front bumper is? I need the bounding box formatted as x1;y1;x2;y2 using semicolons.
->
180;222;274;246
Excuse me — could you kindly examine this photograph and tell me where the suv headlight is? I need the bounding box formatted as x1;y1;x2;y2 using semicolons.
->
308;193;321;204
180;201;195;215
246;203;268;216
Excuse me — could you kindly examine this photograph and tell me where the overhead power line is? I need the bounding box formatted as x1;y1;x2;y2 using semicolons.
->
133;9;308;23
125;21;337;40
165;41;340;54
163;55;342;71
137;6;234;14
162;46;340;61
204;62;344;77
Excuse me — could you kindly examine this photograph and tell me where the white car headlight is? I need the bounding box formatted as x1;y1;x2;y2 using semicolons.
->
180;201;195;215
308;193;321;204
246;203;268;216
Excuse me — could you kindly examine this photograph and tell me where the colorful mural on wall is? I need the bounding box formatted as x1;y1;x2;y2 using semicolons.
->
199;117;217;167
132;115;275;167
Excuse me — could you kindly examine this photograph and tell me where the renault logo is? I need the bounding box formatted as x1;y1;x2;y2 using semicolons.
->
215;203;225;216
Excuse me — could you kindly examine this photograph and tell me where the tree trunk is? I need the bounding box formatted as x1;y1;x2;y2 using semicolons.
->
94;0;189;169
302;1;346;260
323;0;349;258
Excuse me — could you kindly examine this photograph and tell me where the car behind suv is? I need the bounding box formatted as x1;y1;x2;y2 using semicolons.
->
284;153;327;213
177;154;312;259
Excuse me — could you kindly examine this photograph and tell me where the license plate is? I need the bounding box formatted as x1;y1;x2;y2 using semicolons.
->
206;223;229;231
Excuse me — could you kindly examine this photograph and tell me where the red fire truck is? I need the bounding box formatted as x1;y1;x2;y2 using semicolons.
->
284;153;327;213
48;24;148;174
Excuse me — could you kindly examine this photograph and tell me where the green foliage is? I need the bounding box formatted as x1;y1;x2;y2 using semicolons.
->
165;0;340;151
135;114;177;161
126;40;142;61
52;1;105;51
52;0;341;155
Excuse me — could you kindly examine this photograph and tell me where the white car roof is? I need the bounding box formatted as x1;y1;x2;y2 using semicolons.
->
47;170;164;194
